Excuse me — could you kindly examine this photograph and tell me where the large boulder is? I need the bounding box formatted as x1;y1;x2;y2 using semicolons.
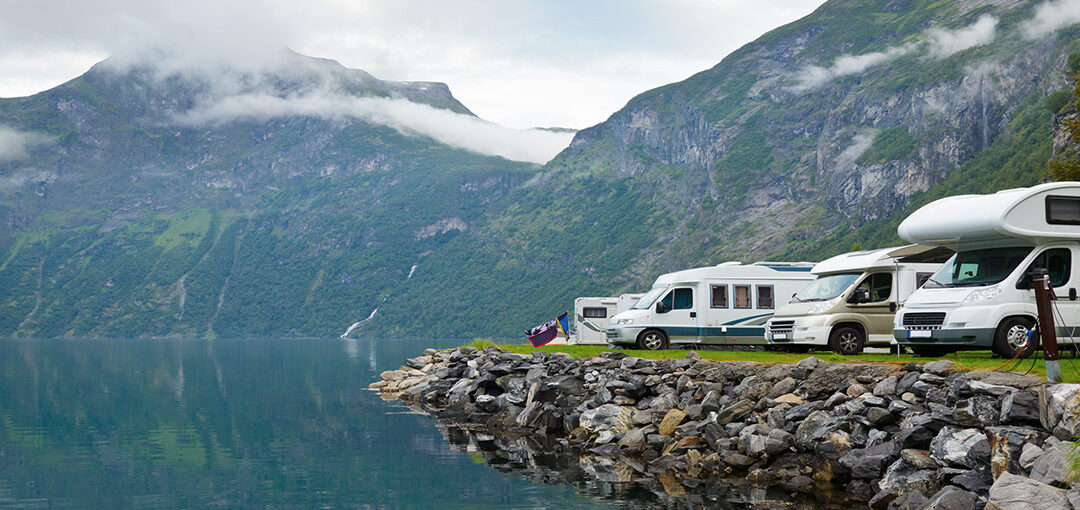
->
1030;442;1076;488
923;485;978;510
985;472;1071;510
1000;390;1041;425
580;404;631;435
930;427;991;469
1041;384;1080;437
986;426;1045;479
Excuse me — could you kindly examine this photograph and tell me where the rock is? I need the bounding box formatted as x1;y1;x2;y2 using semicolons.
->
799;363;899;399
985;472;1071;510
902;392;918;404
986;426;1044;479
580;404;631;434
1000;390;1040;425
1019;443;1044;471
901;449;939;470
774;393;805;405
1030;442;1074;487
1041;384;1080;436
768;377;797;398
700;390;722;414
715;399;753;425
874;375;899;397
785;400;823;421
658;409;688;436
796;356;821;371
962;370;1045;390
685;350;700;360
618;426;654;447
840;440;901;479
739;424;793;458
794;410;833;450
847;383;868;398
923;485;977;510
923;360;956;376
951;465;994;494
930;427;991;469
722;450;755;468
887;491;929;510
875;457;942;507
955;396;1001;428
824;392;851;409
868;407;897;426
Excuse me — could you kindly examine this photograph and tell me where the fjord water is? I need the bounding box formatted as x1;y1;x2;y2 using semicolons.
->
0;338;608;509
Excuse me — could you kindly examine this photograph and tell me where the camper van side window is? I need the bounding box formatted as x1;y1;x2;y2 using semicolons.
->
856;273;892;302
1024;248;1072;288
757;285;774;309
710;285;728;308
672;288;693;309
1046;196;1080;225
733;285;751;309
916;273;934;288
582;307;607;318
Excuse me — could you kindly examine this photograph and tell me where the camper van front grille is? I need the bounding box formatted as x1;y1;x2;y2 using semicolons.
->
767;320;796;335
902;312;946;329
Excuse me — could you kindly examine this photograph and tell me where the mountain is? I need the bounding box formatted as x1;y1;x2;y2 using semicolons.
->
2;0;1079;339
0;52;540;337
369;0;1080;337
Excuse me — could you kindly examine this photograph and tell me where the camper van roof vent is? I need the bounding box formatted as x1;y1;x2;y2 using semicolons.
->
716;261;743;266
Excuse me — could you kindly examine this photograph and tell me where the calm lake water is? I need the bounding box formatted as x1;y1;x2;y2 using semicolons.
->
0;338;617;509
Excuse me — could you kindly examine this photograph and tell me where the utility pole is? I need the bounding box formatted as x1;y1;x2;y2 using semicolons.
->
1032;268;1062;383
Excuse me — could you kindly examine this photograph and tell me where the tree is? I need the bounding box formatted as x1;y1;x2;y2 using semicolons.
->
1048;53;1080;181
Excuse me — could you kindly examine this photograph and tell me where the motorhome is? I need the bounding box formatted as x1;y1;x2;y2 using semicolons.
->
605;262;816;350
764;245;950;354
894;182;1080;357
551;294;644;345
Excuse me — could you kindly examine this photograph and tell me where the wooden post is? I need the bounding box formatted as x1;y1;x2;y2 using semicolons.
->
1032;268;1061;383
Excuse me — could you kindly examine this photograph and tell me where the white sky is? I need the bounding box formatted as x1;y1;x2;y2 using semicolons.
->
0;0;825;130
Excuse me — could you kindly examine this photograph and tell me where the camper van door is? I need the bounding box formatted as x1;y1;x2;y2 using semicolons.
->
1021;245;1080;339
848;271;896;338
652;285;699;342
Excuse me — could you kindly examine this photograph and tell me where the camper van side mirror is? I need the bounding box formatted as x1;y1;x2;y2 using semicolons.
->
848;288;871;304
655;302;670;314
1017;274;1033;290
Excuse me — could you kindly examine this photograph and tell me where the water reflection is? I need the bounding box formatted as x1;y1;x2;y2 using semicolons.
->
0;338;606;509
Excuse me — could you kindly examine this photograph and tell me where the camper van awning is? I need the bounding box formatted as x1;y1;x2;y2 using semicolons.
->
898;182;1080;247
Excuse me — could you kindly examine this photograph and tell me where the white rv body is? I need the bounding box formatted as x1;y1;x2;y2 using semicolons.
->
894;182;1080;356
765;245;948;353
606;262;816;349
557;294;644;345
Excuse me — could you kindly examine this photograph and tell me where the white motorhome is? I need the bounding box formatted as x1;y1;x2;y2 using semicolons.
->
764;245;950;354
552;294;644;345
606;262;816;350
894;182;1080;357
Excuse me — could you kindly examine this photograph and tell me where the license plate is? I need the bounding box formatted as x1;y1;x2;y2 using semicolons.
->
908;330;932;338
772;333;789;340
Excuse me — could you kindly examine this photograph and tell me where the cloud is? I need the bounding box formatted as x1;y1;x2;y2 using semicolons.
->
0;168;56;190
791;44;916;92
791;15;1001;92
925;15;997;59
0;125;52;162
172;93;574;164
1020;0;1080;39
0;0;824;128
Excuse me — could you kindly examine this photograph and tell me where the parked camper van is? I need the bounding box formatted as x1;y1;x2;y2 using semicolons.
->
557;294;644;345
605;262;816;350
764;246;950;354
894;182;1080;357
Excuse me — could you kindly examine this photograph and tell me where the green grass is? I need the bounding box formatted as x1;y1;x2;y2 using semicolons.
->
494;344;1080;383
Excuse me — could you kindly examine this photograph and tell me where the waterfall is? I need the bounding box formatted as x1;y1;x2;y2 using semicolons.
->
340;307;378;338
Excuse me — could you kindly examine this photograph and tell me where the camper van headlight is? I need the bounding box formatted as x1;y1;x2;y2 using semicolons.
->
614;318;634;325
808;296;842;314
962;283;1003;305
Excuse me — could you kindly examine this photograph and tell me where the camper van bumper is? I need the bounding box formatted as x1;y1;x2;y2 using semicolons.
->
788;325;832;345
893;327;995;347
605;327;639;345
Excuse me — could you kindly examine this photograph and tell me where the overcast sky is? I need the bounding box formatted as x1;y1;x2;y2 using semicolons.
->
0;0;825;130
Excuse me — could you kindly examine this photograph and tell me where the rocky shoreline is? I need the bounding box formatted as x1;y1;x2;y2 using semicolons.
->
372;347;1080;509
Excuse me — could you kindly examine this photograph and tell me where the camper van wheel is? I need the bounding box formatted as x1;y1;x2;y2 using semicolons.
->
993;317;1037;358
828;326;865;355
637;329;669;351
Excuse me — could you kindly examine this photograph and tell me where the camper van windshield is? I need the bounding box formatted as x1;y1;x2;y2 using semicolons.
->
632;287;668;309
794;273;860;302
924;246;1033;288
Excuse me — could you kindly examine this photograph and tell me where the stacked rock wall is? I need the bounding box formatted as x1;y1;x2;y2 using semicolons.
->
372;348;1080;509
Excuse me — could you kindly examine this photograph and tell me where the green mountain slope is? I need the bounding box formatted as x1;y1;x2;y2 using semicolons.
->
0;54;538;337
